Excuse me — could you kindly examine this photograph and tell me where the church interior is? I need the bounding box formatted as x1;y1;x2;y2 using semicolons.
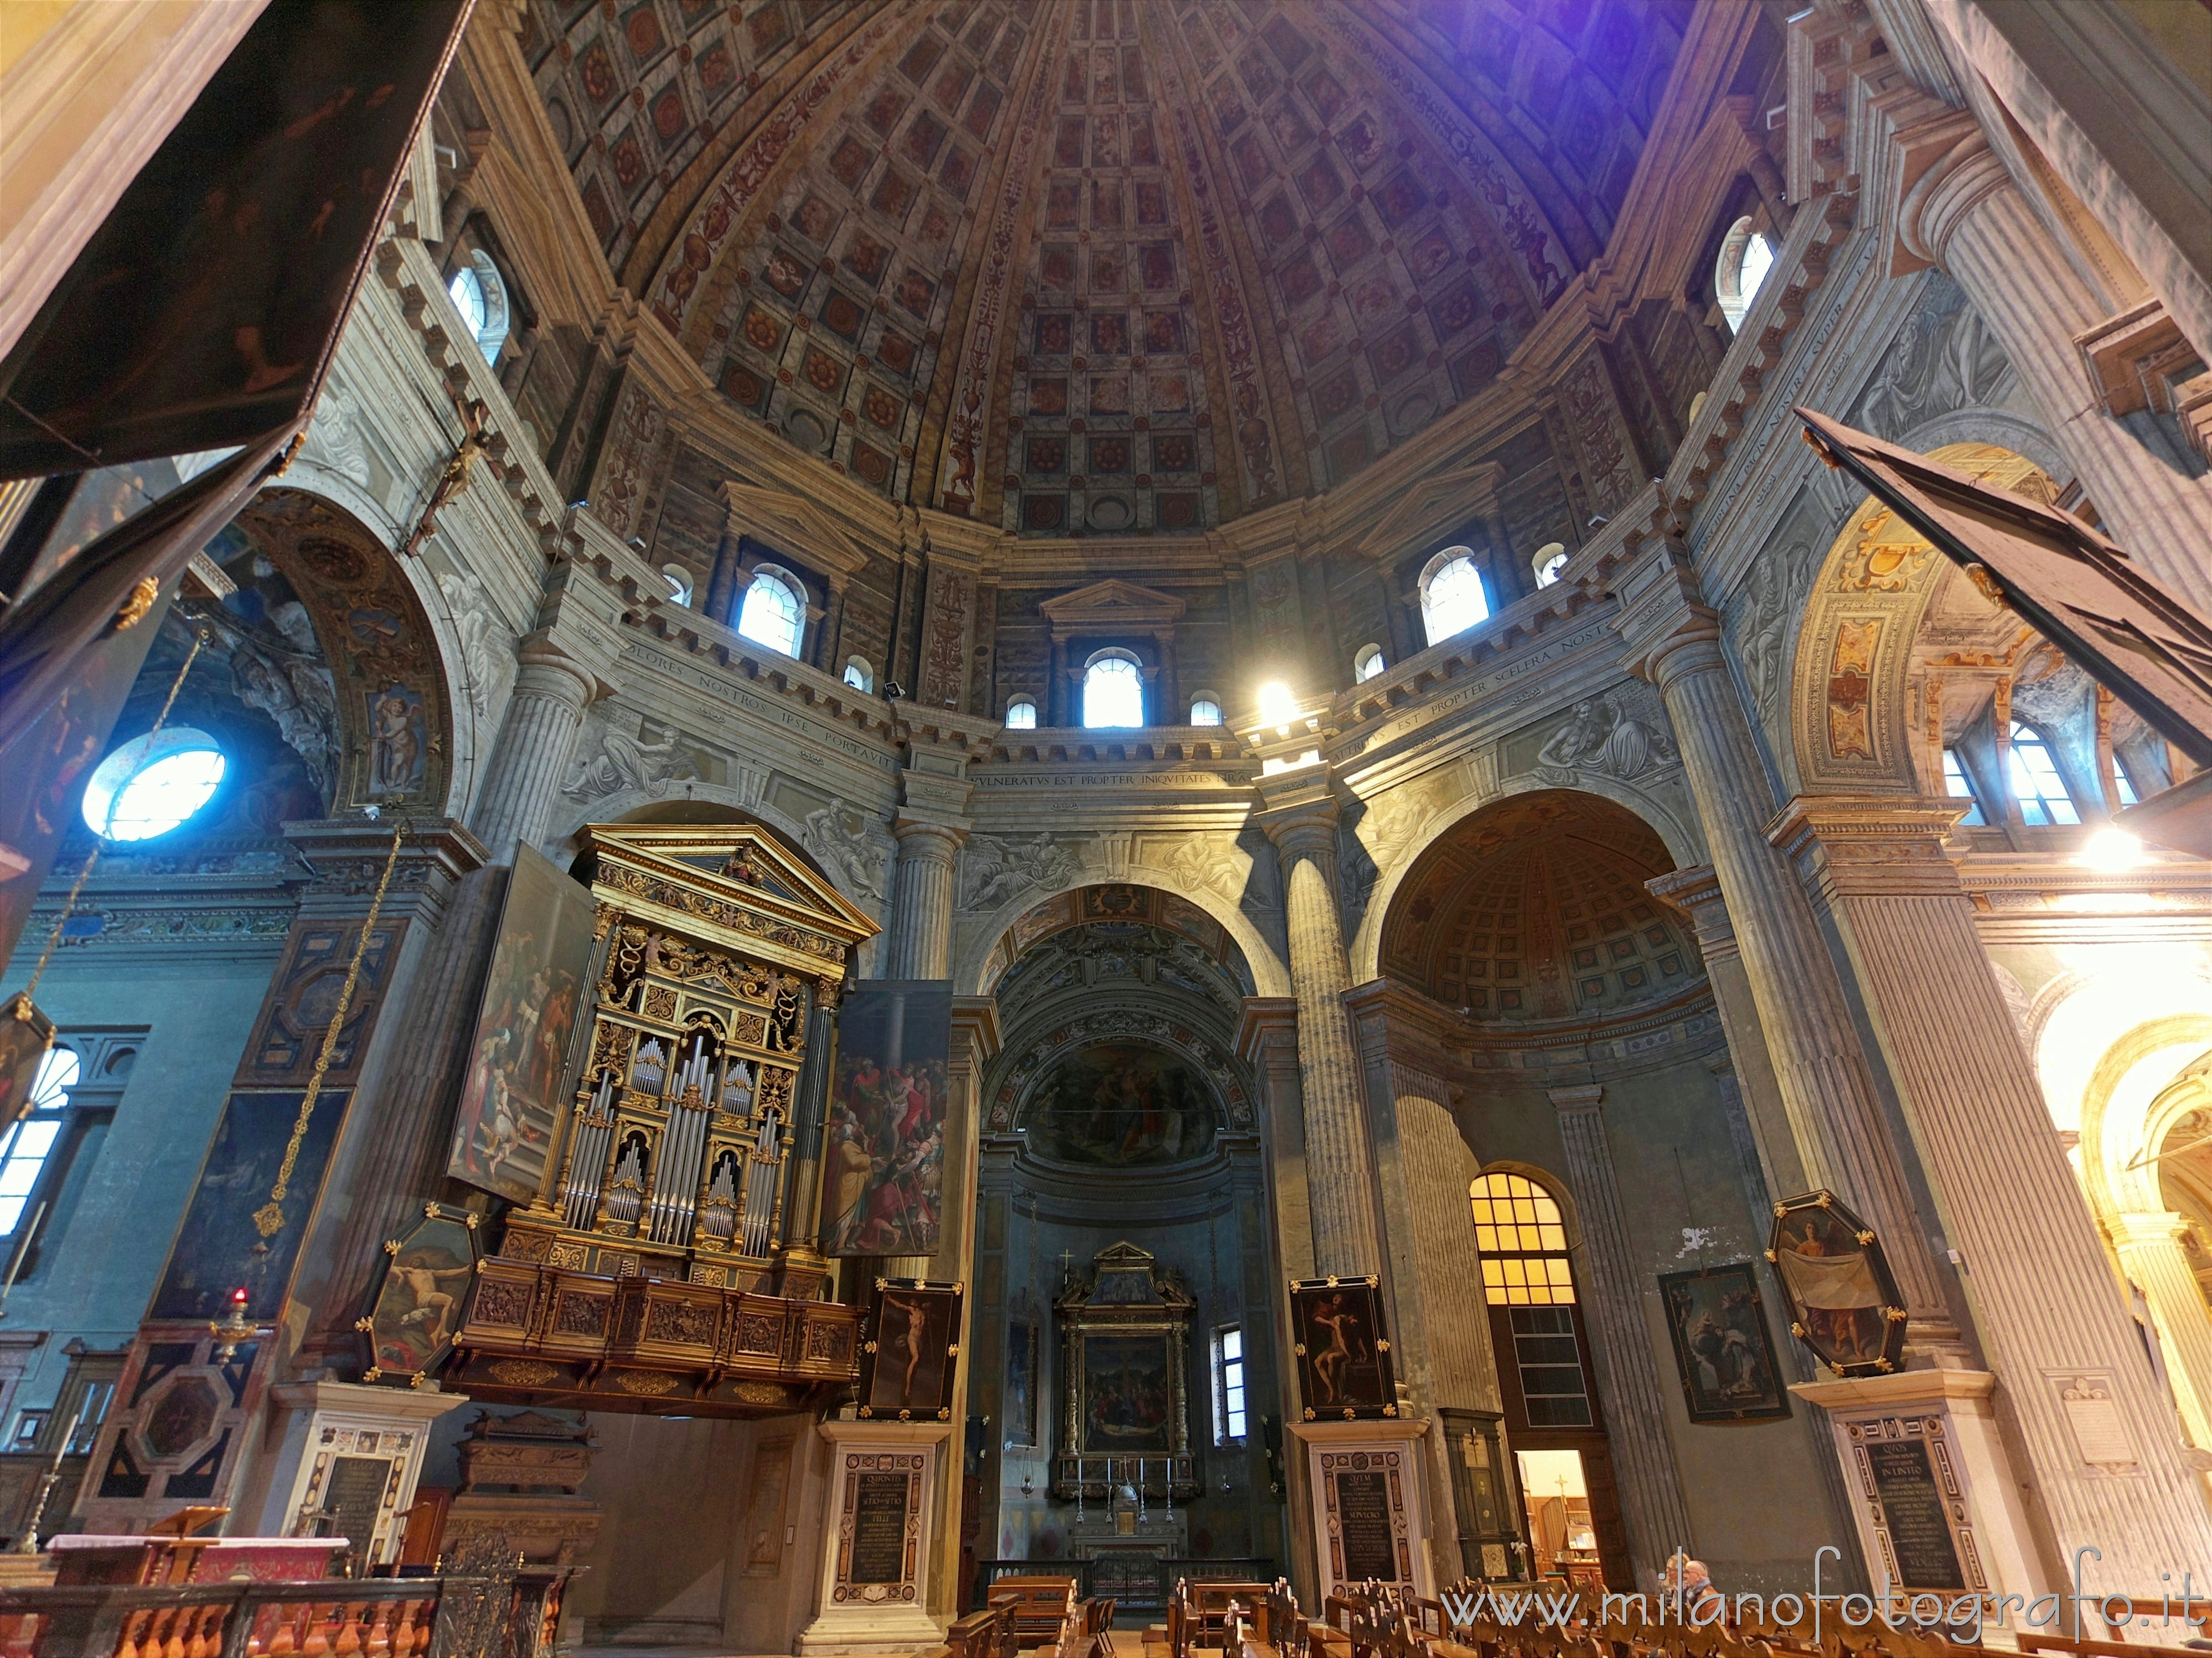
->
0;0;2209;1654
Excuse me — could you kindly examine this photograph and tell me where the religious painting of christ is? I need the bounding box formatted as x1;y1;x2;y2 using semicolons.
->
446;844;599;1203
1022;1042;1217;1167
1767;1191;1907;1377
819;981;953;1257
1657;1262;1791;1422
1078;1333;1174;1454
363;1204;479;1377
857;1278;963;1419
1290;1276;1398;1420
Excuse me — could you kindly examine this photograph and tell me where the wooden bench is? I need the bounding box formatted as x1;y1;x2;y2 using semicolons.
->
950;1603;1017;1658
990;1577;1081;1652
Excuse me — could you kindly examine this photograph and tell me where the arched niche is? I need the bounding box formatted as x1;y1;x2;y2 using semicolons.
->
1784;443;2060;796
955;869;1291;999
221;488;458;816
1348;775;1703;986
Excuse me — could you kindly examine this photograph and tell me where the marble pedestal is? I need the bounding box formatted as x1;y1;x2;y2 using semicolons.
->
1792;1369;2040;1615
797;1418;955;1657
245;1382;471;1570
1290;1419;1433;1601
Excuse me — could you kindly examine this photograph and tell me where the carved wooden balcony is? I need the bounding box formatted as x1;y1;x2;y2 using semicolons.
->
451;1260;860;1417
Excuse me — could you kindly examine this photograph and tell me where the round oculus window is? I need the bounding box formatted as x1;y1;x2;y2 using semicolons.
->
80;728;226;841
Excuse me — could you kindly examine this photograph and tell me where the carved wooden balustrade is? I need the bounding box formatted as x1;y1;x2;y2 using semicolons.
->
0;1566;568;1658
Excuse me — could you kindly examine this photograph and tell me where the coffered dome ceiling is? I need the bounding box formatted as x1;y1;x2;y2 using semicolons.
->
1381;790;1700;1024
523;0;1686;533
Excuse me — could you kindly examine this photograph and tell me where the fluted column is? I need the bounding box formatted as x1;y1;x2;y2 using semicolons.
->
1774;797;2212;1587
2110;1211;2212;1454
703;524;743;625
468;633;598;864
885;819;963;980
1894;115;2212;613
1260;800;1383;1277
1614;559;1962;1355
782;987;841;1257
1549;1086;1697;1586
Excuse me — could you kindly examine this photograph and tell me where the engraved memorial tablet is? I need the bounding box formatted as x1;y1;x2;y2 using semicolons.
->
848;1468;911;1586
1864;1438;1965;1590
1335;1467;1399;1582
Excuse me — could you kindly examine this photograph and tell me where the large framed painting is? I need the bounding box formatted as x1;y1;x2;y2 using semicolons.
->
361;1204;482;1382
1767;1190;1908;1377
151;1089;350;1320
1290;1276;1398;1421
820;981;952;1257
1078;1331;1175;1454
1657;1262;1792;1422
857;1278;964;1422
1021;1042;1217;1167
447;843;600;1203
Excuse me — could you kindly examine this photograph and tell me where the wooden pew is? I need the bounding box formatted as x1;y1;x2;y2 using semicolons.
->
950;1603;1017;1658
990;1576;1081;1652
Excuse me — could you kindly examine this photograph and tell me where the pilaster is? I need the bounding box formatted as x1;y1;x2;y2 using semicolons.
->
1548;1085;1696;1586
1772;795;2212;1589
469;630;612;865
2107;1211;2212;1456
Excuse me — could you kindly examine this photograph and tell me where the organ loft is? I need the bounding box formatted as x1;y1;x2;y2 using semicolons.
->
0;0;2208;1654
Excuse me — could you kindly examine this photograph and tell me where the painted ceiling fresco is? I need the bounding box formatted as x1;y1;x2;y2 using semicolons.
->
1381;791;1700;1024
527;0;1685;532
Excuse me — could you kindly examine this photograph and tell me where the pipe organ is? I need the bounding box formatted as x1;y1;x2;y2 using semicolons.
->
455;824;878;1417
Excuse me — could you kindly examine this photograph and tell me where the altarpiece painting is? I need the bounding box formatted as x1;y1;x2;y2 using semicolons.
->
820;982;952;1257
1053;1244;1195;1498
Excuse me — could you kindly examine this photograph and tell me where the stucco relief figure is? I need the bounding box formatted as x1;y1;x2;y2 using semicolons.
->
303;379;373;488
962;832;1081;910
802;796;886;902
1155;833;1242;900
1854;277;2009;439
437;567;508;721
1732;542;1812;720
1534;695;1678;784
562;722;699;800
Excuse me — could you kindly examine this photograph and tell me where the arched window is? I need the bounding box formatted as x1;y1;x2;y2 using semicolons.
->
2114;755;2141;807
1;1048;80;1234
1419;549;1490;645
843;656;875;693
1082;651;1145;728
1188;695;1223;726
1470;1171;1592;1429
1354;644;1387;682
1533;542;1569;588
81;729;226;842
737;569;804;657
1005;697;1038;730
661;563;693;607
2008;721;2079;825
447;250;511;365
1715;215;1776;336
1941;749;1986;826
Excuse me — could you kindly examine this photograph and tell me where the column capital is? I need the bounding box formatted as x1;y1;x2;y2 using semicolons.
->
1607;539;1724;688
950;995;1001;1067
1766;795;1973;900
1645;863;1739;961
513;628;614;709
891;812;970;854
1888;107;2011;277
1253;769;1341;864
1548;1085;1605;1113
2108;1210;2194;1250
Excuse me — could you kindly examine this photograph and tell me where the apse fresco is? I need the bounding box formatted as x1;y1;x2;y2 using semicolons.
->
1022;1042;1216;1167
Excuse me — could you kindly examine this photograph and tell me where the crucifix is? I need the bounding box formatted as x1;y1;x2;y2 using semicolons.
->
399;393;496;558
1057;1248;1074;1288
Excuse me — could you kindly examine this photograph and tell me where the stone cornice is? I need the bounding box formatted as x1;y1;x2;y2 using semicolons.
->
1235;997;1299;1063
1341;971;1719;1073
1768;794;1974;900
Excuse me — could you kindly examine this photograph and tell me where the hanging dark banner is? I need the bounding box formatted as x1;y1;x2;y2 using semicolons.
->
820;981;953;1258
0;0;474;476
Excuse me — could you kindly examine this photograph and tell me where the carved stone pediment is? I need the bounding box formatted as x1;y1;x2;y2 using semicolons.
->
1351;461;1506;563
1038;579;1187;637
